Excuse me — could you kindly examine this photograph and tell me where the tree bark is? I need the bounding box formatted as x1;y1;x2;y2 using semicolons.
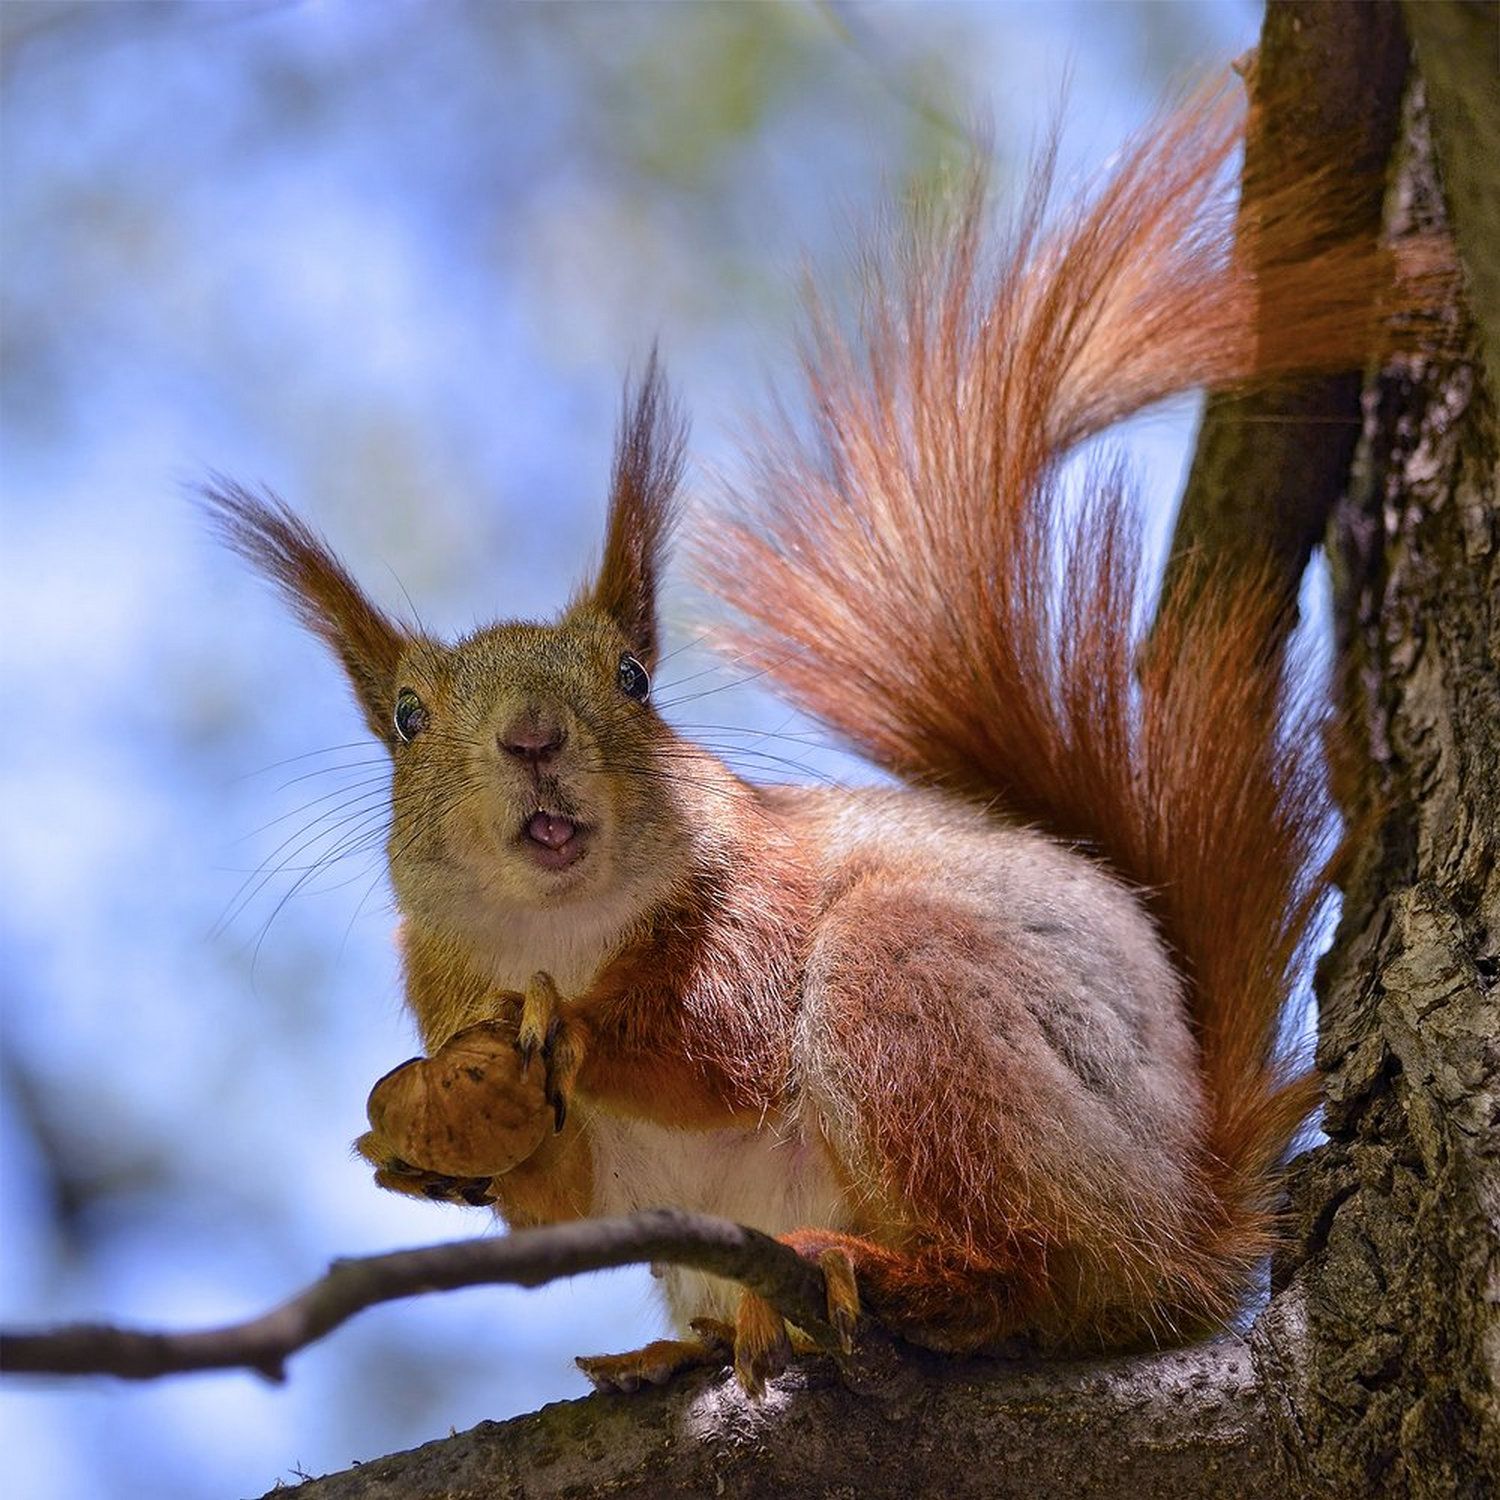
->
1402;2;1500;402
1250;71;1500;1499
274;1340;1280;1500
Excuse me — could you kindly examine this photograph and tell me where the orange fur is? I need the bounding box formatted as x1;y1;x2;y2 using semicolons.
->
218;79;1456;1378
697;83;1447;1337
571;796;814;1126
583;350;688;664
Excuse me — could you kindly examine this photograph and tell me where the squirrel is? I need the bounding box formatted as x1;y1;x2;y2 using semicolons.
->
207;82;1449;1395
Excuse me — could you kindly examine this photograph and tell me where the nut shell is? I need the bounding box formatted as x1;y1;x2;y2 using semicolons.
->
366;1020;550;1178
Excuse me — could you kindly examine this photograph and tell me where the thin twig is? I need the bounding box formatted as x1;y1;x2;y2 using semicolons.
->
0;1209;834;1382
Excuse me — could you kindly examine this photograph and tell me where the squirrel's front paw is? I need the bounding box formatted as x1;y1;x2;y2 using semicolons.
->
365;1019;551;1180
354;1132;497;1207
516;971;586;1132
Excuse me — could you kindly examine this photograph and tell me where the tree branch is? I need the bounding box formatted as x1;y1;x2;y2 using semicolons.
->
1156;0;1410;632
269;1337;1280;1500
0;1209;835;1382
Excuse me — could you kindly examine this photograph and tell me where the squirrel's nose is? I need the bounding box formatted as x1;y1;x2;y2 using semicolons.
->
499;712;568;766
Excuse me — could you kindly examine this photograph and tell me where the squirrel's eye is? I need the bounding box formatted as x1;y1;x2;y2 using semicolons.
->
393;688;429;744
617;653;650;703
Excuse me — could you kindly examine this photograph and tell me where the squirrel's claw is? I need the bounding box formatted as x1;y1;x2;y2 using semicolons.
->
732;1292;793;1397
365;1147;496;1207
517;971;584;1134
728;1240;861;1394
688;1316;736;1349
817;1246;860;1355
517;971;562;1060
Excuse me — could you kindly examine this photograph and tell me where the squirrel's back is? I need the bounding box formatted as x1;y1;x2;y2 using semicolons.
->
766;781;1211;1345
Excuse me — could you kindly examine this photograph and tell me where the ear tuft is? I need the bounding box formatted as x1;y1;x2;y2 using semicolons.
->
587;351;688;662
202;476;408;742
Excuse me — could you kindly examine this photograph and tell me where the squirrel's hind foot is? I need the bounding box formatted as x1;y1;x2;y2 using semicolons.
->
731;1240;860;1395
580;1239;862;1400
575;1319;734;1393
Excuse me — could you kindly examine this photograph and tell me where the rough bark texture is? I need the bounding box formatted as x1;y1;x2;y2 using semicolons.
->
1250;80;1500;1497
1159;0;1409;628
275;1340;1278;1500
1402;2;1500;403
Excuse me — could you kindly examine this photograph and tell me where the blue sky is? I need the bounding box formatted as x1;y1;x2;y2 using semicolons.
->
0;4;1263;1496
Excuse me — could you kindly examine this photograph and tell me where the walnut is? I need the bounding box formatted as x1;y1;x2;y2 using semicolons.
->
366;1021;550;1178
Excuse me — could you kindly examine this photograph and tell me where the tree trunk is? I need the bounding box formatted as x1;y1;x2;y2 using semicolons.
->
1250;57;1500;1499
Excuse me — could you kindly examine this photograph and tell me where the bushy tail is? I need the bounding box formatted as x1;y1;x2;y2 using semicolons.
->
699;85;1448;1317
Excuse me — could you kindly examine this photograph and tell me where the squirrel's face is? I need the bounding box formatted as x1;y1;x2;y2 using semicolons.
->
383;607;691;924
209;357;691;951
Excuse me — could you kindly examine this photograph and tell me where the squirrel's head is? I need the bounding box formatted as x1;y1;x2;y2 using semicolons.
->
208;359;700;935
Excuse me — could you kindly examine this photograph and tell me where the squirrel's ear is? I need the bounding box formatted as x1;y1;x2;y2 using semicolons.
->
203;478;407;744
585;352;688;664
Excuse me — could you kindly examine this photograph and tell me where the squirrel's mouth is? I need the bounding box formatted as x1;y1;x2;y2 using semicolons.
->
519;810;590;871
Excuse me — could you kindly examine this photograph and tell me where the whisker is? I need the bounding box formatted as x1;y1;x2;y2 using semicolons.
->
216;790;405;936
688;745;842;787
583;761;777;817
621;739;839;787
234;741;378;782
673;721;835;748
336;775;485;964
217;798;396;936
649;628;722;672
241;773;483;966
271;757;390;795
236;775;393;842
654;639;822;715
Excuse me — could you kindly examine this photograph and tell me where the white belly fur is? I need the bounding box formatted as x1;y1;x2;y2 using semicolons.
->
585;1107;851;1327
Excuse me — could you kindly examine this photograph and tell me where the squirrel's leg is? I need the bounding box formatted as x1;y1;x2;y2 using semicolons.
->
724;884;1066;1388
728;1241;858;1394
731;1230;1035;1393
574;1231;1026;1398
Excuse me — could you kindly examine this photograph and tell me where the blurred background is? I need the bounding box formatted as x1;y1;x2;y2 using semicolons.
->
2;2;1260;1496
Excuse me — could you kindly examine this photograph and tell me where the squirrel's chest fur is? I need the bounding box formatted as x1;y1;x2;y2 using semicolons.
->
585;1109;852;1323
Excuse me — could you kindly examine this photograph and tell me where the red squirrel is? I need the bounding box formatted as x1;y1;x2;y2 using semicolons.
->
208;83;1445;1394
